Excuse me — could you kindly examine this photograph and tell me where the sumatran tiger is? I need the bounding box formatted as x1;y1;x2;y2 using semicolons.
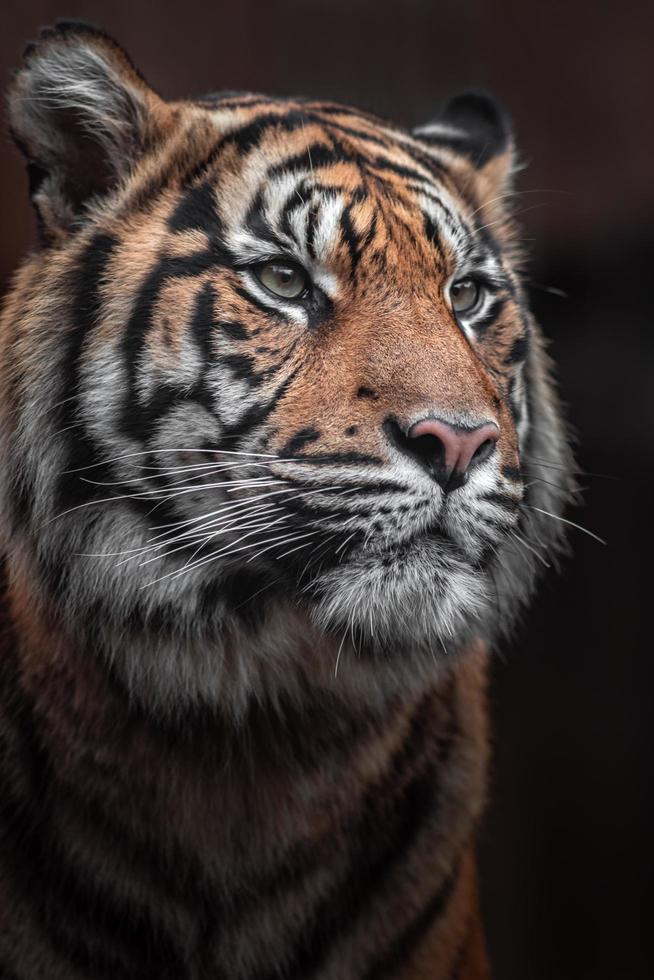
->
0;21;574;980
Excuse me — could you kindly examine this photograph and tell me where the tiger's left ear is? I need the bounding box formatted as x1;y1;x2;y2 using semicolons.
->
413;91;516;206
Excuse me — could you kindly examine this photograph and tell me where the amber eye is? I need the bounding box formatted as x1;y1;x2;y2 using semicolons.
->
450;278;482;315
254;260;309;300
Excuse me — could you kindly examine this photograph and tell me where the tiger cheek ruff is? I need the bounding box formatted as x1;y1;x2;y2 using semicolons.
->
0;21;574;980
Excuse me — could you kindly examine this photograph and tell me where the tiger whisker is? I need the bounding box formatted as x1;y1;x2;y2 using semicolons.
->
296;531;342;586
334;627;348;679
63;447;296;474
48;481;340;527
77;502;282;560
522;476;571;496
245;530;317;564
275;538;318;561
79;468;285;489
525;505;606;545
335;529;360;557
466;187;568;221
123;504;284;560
509;530;550;568
138;515;290;569
79;476;286;498
525;455;618;481
230;573;287;612
475;202;549;236
126;458;298;480
136;481;352;585
141;526;314;588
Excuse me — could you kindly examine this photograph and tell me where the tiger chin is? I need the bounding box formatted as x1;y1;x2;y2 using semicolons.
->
0;21;574;980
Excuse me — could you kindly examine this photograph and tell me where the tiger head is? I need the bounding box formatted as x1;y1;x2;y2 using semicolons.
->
0;24;574;710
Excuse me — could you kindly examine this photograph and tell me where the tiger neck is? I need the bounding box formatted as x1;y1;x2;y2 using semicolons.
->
3;565;491;979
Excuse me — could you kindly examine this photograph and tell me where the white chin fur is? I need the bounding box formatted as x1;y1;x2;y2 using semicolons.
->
309;534;492;653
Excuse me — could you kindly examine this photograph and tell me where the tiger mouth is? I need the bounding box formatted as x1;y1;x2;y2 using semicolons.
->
348;519;466;565
348;511;507;576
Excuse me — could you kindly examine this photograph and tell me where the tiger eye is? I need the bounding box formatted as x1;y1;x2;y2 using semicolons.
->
450;278;481;314
256;261;308;300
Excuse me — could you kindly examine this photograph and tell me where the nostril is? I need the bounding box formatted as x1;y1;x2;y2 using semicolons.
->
471;438;495;466
409;432;446;469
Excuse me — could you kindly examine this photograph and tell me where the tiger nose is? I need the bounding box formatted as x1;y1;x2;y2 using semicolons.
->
401;417;500;491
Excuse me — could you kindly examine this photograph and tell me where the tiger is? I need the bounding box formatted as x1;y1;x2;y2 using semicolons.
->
0;20;574;980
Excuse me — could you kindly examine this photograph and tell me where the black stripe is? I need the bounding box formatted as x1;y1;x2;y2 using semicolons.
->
323;116;453;198
54;233;118;515
340;203;363;275
506;332;529;364
268;142;340;178
501;464;522;481
231;282;286;320
446;920;472;980
362;208;378;249
190;280;217;364
277;497;374;530
0;672;193;979
138;382;215;443
126;276;224;441
277;474;409;496
408;183;472;248
278;178;311;245
472;296;506;336
216;361;301;448
362;859;461;980
370;154;436;186
423;213;446;265
187;111;317;183
221;352;264;388
167;179;223;236
480;490;518;510
220;319;248;341
317;115;455;193
282;427;321;454
245;188;289;252
317;116;394;152
407;182;449;210
119;250;229;440
251;690;456;980
305;102;385;125
278;449;382;466
400;139;457;186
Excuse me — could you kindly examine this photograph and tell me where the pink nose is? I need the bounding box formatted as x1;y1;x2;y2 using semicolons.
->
406;417;500;490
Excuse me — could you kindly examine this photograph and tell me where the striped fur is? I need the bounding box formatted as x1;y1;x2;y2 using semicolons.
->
0;22;574;979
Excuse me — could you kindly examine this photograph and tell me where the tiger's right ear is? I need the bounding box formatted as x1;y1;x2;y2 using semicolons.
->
8;22;171;241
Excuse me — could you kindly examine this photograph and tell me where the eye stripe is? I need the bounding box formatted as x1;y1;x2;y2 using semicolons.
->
506;333;529;364
469;296;506;335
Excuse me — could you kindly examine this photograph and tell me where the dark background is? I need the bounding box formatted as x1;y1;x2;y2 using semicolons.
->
1;2;652;977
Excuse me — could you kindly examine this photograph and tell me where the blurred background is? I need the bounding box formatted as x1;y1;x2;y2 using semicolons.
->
1;1;652;977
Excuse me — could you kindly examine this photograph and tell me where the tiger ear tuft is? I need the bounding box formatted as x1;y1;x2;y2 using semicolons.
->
413;90;516;197
7;22;167;241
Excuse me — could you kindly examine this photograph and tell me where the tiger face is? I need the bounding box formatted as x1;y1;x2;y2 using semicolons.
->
0;24;573;708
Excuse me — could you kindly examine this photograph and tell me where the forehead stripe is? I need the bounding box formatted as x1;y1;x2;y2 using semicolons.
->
184;110;316;185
